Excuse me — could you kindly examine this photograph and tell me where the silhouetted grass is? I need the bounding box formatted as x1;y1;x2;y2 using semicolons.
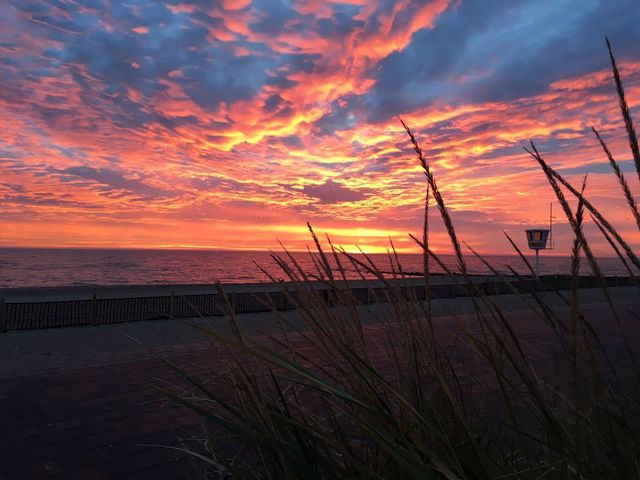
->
161;41;640;479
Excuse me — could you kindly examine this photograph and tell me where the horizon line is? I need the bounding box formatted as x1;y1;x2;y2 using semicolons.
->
0;245;610;258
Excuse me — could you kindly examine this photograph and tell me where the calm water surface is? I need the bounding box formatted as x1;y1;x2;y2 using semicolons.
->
0;248;633;288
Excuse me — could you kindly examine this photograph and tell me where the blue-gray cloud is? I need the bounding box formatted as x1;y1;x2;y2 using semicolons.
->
302;179;368;204
366;0;640;122
58;166;175;199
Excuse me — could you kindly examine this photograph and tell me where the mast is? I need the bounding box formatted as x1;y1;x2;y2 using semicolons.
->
549;202;554;250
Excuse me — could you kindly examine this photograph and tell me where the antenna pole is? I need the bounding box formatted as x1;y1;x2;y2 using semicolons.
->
549;202;553;249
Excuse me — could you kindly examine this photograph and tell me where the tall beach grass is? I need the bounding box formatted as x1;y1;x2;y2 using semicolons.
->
160;41;640;479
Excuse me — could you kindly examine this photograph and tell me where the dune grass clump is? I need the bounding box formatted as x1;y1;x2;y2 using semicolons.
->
161;41;640;479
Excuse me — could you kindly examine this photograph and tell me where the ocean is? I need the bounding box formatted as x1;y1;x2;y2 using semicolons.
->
0;248;633;288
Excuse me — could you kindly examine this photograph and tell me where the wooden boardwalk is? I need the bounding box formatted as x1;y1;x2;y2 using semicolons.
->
1;295;639;479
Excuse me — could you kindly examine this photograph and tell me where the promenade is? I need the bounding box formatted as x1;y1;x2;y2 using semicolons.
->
1;285;638;479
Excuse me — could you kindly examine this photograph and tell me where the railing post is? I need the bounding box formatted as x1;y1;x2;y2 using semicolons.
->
170;291;175;319
0;297;6;332
283;290;290;310
91;293;97;326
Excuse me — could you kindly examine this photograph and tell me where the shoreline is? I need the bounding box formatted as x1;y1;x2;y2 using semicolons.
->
0;273;634;300
0;274;472;301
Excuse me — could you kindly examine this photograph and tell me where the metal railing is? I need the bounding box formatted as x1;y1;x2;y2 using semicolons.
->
0;276;633;332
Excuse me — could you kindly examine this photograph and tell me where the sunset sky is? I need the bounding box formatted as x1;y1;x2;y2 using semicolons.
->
1;0;639;254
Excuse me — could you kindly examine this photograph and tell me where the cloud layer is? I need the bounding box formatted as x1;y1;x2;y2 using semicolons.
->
1;0;639;254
